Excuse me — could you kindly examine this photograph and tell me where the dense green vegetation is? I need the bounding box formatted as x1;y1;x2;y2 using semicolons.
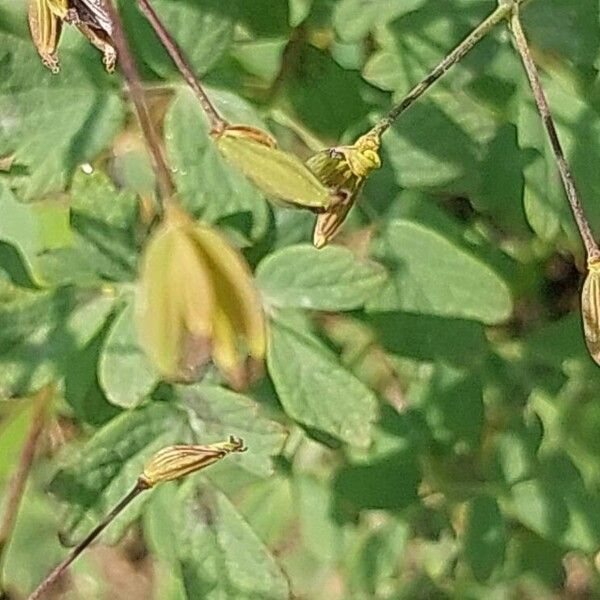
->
2;0;600;598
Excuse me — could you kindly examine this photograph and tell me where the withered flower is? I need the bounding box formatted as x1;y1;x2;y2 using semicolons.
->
213;124;336;212
306;131;382;248
28;0;116;73
136;204;265;388
582;256;600;365
140;435;247;488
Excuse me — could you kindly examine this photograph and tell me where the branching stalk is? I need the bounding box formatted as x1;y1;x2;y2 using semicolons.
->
25;481;149;600
104;0;175;205
370;2;513;137
509;4;600;260
136;0;228;134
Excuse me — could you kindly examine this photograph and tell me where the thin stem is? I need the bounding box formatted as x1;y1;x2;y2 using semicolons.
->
26;481;149;600
0;387;51;571
104;0;174;205
370;2;512;137
509;5;600;261
136;0;228;134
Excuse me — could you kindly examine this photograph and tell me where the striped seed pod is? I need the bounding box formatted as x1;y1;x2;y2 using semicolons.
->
582;258;600;365
140;436;247;487
213;125;334;211
28;0;116;72
28;0;63;73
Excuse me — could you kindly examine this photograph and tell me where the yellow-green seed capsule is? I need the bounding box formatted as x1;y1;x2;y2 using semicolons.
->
213;125;334;211
140;436;247;487
137;204;266;387
582;258;600;365
306;131;382;248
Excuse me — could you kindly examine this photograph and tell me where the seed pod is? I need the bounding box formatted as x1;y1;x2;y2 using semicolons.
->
28;0;63;73
28;0;116;72
306;131;382;248
582;258;600;365
213;125;333;211
140;435;247;487
137;204;266;386
70;0;117;72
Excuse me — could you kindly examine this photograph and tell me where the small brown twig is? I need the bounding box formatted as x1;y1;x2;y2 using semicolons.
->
0;387;52;574
509;3;600;261
104;0;175;206
136;0;228;134
25;481;149;600
370;2;514;138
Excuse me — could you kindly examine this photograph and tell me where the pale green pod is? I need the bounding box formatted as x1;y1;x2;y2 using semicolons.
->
582;259;600;365
214;126;333;211
137;204;266;387
137;206;215;381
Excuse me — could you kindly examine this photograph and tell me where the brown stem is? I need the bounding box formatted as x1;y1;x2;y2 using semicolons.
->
104;0;174;205
136;0;228;134
509;5;600;261
25;481;149;600
370;2;513;137
0;387;51;569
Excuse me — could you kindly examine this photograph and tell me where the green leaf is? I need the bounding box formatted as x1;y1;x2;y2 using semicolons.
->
510;454;600;552
345;518;409;597
522;0;599;68
267;317;378;447
164;88;270;242
123;0;235;79
366;220;513;324
35;170;141;285
295;475;343;563
145;481;290;600
64;320;121;427
0;28;123;199
334;447;421;512
231;39;287;84
516;72;600;252
256;244;386;310
463;495;506;582
99;301;160;409
366;311;488;366
0;182;40;278
288;0;313;27
283;44;372;138
48;402;190;545
333;0;426;42
175;383;287;477
0;284;115;397
423;367;484;451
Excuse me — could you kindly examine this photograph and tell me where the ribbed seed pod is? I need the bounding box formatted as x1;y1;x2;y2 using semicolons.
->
28;0;63;73
306;131;382;248
140;436;247;487
137;204;266;386
28;0;116;72
213;125;333;211
582;258;600;365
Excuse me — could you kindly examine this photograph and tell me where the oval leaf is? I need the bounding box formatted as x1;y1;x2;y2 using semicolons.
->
366;220;513;324
257;243;386;311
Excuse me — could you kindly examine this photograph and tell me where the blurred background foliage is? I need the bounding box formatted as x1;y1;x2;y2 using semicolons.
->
1;0;600;598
